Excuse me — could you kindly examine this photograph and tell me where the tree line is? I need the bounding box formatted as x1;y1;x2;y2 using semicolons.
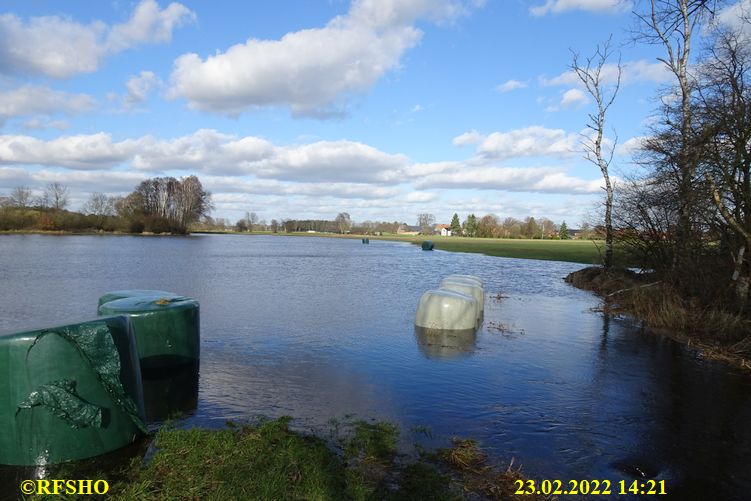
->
0;176;212;234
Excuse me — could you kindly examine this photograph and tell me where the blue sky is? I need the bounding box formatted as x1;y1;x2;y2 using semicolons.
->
0;0;739;227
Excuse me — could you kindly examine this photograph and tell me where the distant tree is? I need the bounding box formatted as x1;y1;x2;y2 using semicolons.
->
270;219;279;233
235;219;248;232
462;214;478;237
522;217;539;239
119;176;212;234
417;213;435;234
477;214;500;238
10;186;32;209
245;211;258;232
335;212;352;234
450;213;461;235
559;221;570;240
46;182;69;210
83;192;116;229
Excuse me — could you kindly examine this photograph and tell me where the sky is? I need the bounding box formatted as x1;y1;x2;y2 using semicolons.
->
0;0;743;227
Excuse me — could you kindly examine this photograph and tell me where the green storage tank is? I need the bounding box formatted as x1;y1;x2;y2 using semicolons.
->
97;290;177;308
97;295;200;372
0;316;146;466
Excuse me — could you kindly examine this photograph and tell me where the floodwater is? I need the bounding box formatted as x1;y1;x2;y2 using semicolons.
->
0;234;749;499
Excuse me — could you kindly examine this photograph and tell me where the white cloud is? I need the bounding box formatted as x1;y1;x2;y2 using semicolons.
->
472;126;580;159
558;87;589;109
452;130;484;146
615;136;646;156
0;85;95;120
0;0;194;78
541;60;672;87
106;0;195;52
125;71;162;105
495;79;527;93
0;133;137;169
169;0;482;116
530;0;631;16
21;118;70;131
412;163;602;193
718;1;751;36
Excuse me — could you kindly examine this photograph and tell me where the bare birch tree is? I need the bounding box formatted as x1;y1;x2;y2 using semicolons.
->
572;37;621;269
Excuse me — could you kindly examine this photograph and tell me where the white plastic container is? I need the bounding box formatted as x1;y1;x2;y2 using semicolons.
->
415;290;478;331
439;280;484;324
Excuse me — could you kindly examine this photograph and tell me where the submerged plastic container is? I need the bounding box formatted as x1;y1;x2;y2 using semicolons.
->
362;238;369;244
439;280;484;324
414;326;477;359
415;290;477;331
0;316;146;465
421;241;434;251
97;290;177;308
98;295;200;372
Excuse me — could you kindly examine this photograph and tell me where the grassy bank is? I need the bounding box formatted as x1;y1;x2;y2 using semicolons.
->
32;418;547;501
566;267;751;370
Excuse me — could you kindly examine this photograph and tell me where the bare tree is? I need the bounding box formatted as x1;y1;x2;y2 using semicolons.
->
633;0;716;273
417;213;435;234
10;186;32;209
46;182;69;210
572;36;622;269
335;212;351;234
696;17;751;308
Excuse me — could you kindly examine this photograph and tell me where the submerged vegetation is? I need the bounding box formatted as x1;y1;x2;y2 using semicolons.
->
30;417;547;501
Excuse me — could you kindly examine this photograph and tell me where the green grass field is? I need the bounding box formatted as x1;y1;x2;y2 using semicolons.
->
372;235;613;265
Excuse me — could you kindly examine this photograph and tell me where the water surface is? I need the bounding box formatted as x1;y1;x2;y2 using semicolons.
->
0;234;749;499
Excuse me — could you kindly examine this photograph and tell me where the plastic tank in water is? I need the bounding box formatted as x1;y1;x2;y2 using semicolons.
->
97;290;177;308
439;280;484;324
0;316;146;465
98;295;200;373
415;289;478;331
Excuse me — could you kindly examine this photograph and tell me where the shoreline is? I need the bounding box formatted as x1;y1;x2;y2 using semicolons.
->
565;266;751;372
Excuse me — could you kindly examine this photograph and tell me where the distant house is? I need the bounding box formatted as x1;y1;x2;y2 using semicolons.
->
435;224;452;236
568;228;582;239
397;224;421;235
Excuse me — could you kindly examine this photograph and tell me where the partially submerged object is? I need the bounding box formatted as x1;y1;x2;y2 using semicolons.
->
98;294;200;372
438;280;484;323
415;289;478;331
0;316;146;465
97;289;177;308
421;241;434;251
414;326;477;359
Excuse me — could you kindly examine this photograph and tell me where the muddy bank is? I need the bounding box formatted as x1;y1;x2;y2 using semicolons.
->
566;266;751;371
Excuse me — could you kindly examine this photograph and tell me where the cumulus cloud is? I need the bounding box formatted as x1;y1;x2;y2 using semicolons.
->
169;0;482;116
0;85;95;121
0;133;137;169
411;163;602;193
530;0;631;16
0;0;194;78
616;136;646;156
0;130;408;183
495;79;527;93
465;126;580;159
452;130;484;146
125;71;162;105
546;87;589;111
542;59;672;87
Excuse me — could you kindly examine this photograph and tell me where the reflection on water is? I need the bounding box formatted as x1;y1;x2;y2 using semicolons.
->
414;326;477;359
0;234;749;499
142;361;199;423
